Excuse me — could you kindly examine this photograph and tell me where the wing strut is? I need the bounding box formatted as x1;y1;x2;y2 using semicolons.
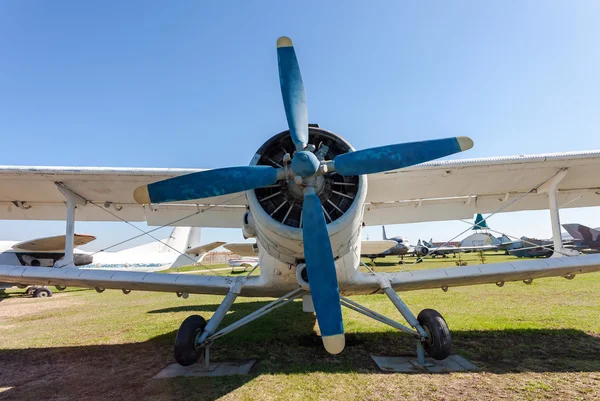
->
537;169;579;257
55;183;87;268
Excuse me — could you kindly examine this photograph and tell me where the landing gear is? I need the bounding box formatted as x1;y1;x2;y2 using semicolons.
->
33;287;52;298
174;315;207;366
24;286;52;298
417;309;451;360
340;280;452;365
173;282;305;366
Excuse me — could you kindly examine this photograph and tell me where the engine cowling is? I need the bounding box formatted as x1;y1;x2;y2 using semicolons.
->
245;127;367;264
414;246;429;257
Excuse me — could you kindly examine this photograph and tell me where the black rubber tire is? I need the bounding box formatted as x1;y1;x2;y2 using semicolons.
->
25;287;36;295
174;315;207;366
417;309;451;360
33;288;53;298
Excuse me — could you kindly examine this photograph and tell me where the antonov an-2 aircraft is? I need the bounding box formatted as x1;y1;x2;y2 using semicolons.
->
2;37;600;368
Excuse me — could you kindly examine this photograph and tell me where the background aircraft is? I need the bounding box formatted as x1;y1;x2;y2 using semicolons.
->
361;226;430;264
562;223;600;252
0;227;223;297
0;233;95;297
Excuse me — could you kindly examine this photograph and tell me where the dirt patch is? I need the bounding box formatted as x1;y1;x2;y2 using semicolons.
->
0;293;81;320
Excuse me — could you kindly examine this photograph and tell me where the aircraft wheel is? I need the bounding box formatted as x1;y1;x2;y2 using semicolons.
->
33;288;53;298
418;309;451;360
174;315;207;366
56;285;66;291
25;287;36;295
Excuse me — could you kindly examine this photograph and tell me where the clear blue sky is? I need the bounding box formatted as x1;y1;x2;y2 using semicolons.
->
1;1;600;250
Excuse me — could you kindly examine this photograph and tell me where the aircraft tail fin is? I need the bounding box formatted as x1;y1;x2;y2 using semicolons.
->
160;227;202;254
473;214;489;230
382;226;388;240
562;223;600;241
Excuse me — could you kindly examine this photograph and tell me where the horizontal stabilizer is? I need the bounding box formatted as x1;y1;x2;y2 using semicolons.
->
562;223;600;242
12;234;96;252
361;240;397;255
186;241;226;255
224;243;258;257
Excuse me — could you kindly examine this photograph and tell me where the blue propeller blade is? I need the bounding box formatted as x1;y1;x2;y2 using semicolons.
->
333;136;474;176
302;187;345;354
277;36;308;152
134;166;279;204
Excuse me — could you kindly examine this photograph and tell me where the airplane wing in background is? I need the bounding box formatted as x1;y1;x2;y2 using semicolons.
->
12;233;96;252
186;241;226;255
223;243;258;257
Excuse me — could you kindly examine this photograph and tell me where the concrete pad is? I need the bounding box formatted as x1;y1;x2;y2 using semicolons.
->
371;354;478;373
153;360;256;379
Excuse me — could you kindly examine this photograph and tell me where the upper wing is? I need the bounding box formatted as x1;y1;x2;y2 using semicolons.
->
360;240;397;255
0;166;246;227
364;150;600;225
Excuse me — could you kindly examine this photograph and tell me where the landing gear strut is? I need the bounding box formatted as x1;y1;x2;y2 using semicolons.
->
173;281;305;367
340;278;451;364
172;278;451;366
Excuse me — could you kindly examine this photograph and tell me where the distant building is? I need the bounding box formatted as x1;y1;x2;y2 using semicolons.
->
199;251;240;265
460;232;497;247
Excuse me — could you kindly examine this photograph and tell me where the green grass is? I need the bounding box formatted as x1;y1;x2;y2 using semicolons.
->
1;252;599;400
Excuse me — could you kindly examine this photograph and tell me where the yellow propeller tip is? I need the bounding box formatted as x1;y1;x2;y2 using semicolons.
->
457;136;474;151
277;36;293;48
133;186;151;204
322;333;345;354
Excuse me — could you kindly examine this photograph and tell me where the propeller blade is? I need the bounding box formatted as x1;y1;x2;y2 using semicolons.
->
333;136;474;176
133;166;281;204
277;36;308;152
302;187;345;354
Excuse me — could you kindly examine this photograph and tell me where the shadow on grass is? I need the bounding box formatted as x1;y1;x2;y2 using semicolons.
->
1;300;600;401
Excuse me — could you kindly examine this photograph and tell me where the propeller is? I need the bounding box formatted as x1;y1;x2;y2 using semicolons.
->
301;186;344;353
133;36;474;354
133;166;284;204
277;36;308;152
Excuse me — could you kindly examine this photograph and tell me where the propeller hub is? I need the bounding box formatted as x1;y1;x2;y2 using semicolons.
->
291;151;320;177
287;175;325;199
